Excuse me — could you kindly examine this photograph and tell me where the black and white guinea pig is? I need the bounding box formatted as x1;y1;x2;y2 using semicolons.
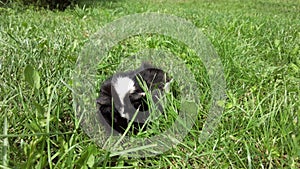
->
96;62;170;135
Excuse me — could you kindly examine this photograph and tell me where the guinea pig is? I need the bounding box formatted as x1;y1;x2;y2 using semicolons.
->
96;62;170;135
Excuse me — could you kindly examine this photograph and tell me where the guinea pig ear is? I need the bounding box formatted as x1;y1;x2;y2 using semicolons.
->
100;77;113;94
97;79;112;105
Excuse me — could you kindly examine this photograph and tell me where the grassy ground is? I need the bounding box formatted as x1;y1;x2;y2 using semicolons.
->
1;0;299;168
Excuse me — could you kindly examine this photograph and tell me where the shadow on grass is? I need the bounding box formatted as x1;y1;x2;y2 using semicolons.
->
76;0;124;9
0;0;124;11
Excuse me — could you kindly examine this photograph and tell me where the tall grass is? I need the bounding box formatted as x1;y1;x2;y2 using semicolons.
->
0;0;299;168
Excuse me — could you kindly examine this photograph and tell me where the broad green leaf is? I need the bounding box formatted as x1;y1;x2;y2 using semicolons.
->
32;101;45;115
87;154;95;168
24;65;40;89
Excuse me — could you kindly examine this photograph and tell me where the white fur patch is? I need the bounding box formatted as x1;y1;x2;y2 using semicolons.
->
113;76;135;119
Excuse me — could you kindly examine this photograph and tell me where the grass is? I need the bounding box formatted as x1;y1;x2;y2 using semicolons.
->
0;0;299;168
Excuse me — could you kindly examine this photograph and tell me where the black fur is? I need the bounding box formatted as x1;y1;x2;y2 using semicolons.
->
97;63;170;135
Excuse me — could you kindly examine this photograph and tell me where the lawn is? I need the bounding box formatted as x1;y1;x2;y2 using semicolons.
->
0;0;299;168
